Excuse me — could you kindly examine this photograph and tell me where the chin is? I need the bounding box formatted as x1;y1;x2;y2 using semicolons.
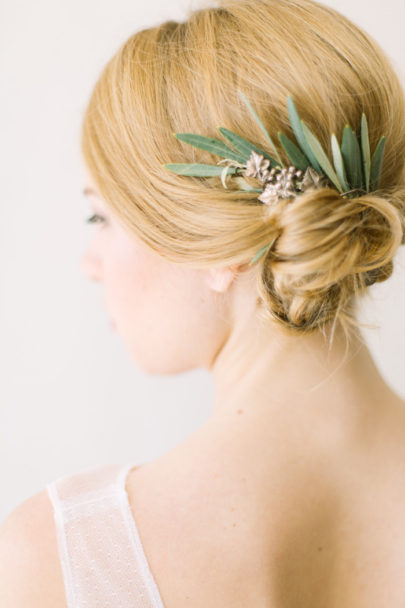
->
128;349;194;376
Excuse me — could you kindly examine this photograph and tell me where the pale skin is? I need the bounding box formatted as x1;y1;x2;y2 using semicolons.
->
1;168;405;606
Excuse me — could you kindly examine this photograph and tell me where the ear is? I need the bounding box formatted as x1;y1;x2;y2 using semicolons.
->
205;263;250;293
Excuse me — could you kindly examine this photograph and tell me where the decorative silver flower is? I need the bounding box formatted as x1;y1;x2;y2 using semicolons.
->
297;166;329;192
244;151;271;183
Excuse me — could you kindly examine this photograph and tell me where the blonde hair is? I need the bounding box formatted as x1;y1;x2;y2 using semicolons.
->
81;0;405;348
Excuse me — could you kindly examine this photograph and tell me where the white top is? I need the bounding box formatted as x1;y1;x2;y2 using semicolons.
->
46;463;166;608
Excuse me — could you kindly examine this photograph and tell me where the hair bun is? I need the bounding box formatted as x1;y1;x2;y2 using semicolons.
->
257;186;405;332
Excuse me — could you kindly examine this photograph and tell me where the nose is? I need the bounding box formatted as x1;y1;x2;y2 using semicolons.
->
80;248;102;282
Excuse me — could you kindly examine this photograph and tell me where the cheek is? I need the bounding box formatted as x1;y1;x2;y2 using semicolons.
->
104;249;223;371
103;248;156;326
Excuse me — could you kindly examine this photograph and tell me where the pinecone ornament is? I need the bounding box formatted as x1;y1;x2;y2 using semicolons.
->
257;165;304;205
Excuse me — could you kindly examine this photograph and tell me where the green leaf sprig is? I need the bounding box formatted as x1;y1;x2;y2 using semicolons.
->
162;91;386;264
282;96;386;196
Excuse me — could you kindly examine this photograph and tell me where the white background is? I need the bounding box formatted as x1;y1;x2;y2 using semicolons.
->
1;0;404;521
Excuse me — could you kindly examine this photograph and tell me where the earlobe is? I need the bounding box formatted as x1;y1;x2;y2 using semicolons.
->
206;264;242;293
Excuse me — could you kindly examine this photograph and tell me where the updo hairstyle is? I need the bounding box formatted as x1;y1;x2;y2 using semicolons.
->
81;0;405;344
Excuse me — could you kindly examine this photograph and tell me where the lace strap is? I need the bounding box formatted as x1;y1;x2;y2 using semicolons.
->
46;463;165;608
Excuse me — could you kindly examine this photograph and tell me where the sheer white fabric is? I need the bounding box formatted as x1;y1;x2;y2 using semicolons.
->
46;463;166;608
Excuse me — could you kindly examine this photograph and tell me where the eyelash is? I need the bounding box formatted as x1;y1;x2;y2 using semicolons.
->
86;213;105;225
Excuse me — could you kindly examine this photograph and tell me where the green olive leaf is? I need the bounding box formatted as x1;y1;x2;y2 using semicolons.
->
286;97;321;174
163;163;239;177
331;133;350;192
278;132;310;172
217;126;278;167
233;177;263;192
369;136;386;191
248;244;271;266
341;125;363;190
361;113;371;191
301;122;344;193
238;90;284;167
174;133;246;164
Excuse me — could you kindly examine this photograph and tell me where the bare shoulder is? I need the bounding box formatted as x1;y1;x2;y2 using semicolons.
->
0;489;67;607
124;398;405;607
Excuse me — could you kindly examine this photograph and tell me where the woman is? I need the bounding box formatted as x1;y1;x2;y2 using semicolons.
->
1;0;405;605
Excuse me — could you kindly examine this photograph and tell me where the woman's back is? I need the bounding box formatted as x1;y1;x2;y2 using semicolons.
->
120;392;405;607
3;389;405;607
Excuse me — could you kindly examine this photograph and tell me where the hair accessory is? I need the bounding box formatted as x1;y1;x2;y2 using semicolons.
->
163;91;386;265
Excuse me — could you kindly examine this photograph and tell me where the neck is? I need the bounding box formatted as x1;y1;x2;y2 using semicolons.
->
208;306;390;442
